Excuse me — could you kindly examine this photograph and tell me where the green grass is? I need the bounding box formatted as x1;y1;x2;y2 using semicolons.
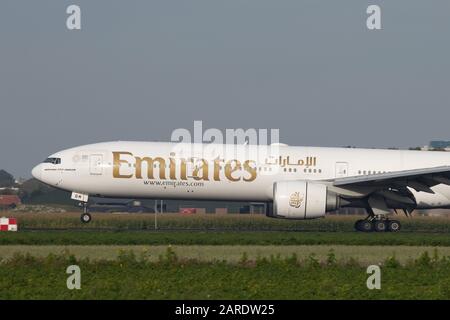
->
1;250;450;299
3;213;450;299
1;230;450;246
2;244;450;265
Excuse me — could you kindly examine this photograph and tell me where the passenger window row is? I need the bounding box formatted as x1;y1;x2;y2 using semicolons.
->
358;170;386;175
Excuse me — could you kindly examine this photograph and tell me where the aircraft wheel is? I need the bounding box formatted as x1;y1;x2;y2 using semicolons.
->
387;220;401;232
81;213;92;223
374;220;387;232
359;220;373;232
354;219;364;231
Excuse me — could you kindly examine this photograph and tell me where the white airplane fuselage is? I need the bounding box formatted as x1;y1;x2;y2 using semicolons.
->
31;141;450;210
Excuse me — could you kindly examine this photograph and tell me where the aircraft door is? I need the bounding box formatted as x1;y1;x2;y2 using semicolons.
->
335;162;348;178
90;154;103;175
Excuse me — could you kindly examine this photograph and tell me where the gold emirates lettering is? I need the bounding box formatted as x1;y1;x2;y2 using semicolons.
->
112;151;257;182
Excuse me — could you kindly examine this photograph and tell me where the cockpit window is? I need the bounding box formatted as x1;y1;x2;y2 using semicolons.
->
43;157;61;164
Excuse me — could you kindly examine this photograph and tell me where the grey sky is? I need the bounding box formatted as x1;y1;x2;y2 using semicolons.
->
1;1;450;178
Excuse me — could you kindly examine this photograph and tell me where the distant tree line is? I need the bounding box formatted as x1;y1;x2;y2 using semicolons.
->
0;170;14;188
0;169;72;205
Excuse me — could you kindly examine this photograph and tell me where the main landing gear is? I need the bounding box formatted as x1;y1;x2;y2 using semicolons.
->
80;202;92;223
354;216;401;232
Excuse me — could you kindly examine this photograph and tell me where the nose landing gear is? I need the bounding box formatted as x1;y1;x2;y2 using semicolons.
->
79;202;92;223
72;192;92;223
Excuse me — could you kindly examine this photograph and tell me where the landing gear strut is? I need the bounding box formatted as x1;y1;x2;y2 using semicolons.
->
80;202;92;223
354;215;401;232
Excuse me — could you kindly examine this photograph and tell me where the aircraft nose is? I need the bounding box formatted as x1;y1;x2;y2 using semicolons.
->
31;164;42;181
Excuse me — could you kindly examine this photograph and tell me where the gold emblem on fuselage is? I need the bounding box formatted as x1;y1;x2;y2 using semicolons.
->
289;192;304;208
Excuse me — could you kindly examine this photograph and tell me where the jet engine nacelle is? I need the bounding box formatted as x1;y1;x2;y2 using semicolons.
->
269;181;339;219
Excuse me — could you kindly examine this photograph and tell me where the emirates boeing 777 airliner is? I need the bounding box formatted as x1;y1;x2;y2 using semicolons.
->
31;141;450;232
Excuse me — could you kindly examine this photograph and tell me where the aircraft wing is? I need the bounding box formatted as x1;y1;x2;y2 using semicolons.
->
330;166;450;216
333;166;450;194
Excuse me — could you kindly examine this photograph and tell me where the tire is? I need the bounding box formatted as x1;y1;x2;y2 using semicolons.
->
387;220;401;232
374;220;387;232
354;219;364;231
359;220;373;232
81;213;92;223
